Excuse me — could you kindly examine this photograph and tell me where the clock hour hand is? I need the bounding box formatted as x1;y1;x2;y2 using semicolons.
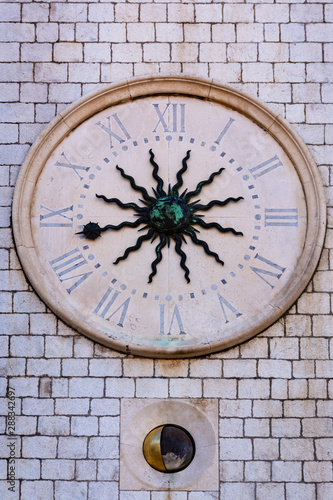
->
76;217;148;240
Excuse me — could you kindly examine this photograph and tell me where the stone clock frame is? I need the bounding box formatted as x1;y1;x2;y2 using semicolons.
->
13;75;326;358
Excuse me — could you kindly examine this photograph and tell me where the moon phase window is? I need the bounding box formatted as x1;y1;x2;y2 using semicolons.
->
143;424;195;473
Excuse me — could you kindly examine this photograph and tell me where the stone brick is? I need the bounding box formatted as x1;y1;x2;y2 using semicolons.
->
286;483;316;500
89;482;118;500
300;338;329;359
171;43;198;62
84;42;110;63
35;63;67;83
204;379;237;399
97;459;118;481
264;24;279;43
228;43;257;62
128;23;154;42
88;4;114;22
69;377;103;397
289;379;307;399
16;459;40;480
22;437;57;458
270;379;288;401
89;358;121;377
0;43;19;62
281;23;305;43
272;460;302;482
22;3;49;23
106;378;134;398
245;461;270;482
224;5;254;23
141;4;166;23
55;481;87;499
256;483;285;500
54;42;83;62
50;4;87;23
307;63;333;83
0;313;28;335
156;23;183;43
255;4;289;23
275;63;305;83
245;419;269;437
304;461;332;482
21;43;52;62
220;438;252;460
291;43;322;63
38;416;70;436
113;43;142;63
115;4;138;23
272;418;301;437
123;358;153;377
55;398;89;416
45;336;73;358
89;437;118;459
243;63;272;82
99;416;119;436
76;22;98;42
21;481;53;500
220;484;255;500
316;361;333;378
58;436;87;459
254;438;279;460
137;378;169;398
0;24;35;42
62;359;88;376
307;24;333;42
239;379;270;399
11;336;44;358
220;400;251;418
185;24;210;43
297;293;330;314
168;4;194;23
72;416;98;436
258;360;291;378
212;24;235;43
42;459;74;480
284;400;315;417
76;460;96;480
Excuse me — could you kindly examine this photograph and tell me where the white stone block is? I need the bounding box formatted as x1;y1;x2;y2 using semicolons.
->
224;4;254;23
55;481;87;499
168;4;194;23
204;379;237;398
0;23;35;42
272;418;301;437
88;4;114;22
76;22;98;42
136;377;168;398
220;438;252;460
156;23;183;42
254;438;279;460
50;3;87;23
212;24;235;43
89;437;118;459
22;437;57;458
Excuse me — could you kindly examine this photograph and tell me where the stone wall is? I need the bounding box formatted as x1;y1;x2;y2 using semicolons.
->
1;1;332;499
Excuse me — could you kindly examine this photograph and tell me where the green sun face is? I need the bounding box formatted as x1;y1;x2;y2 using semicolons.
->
148;196;191;235
78;149;244;283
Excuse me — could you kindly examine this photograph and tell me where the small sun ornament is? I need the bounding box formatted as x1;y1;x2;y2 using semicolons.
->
78;149;244;283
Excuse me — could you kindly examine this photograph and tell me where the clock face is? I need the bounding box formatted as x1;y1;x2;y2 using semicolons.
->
13;77;325;358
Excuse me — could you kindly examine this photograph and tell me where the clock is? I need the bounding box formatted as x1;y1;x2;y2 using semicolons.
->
13;76;326;358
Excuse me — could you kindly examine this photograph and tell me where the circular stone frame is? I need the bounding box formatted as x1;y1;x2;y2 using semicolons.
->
13;75;326;358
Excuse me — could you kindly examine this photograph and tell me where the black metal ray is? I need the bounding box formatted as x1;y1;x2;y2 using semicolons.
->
172;150;191;196
185;228;224;266
192;196;244;212
114;228;154;265
148;234;167;283
95;194;147;213
116;165;155;203
192;217;243;236
173;233;190;283
180;188;188;199
184;168;224;202
149;149;166;196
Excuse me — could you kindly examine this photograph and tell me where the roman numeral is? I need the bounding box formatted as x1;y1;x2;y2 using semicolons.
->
249;155;282;179
40;205;73;228
217;293;242;324
250;253;286;289
55;153;90;181
49;247;93;294
93;286;131;328
152;103;186;133
265;208;298;227
214;117;235;145
96;113;131;149
159;304;186;335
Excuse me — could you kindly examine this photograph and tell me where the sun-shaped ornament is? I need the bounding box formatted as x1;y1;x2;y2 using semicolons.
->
78;149;244;283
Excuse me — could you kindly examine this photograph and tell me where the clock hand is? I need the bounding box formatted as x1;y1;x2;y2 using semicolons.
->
76;217;148;240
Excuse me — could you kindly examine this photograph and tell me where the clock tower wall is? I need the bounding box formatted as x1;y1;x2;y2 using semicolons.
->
1;2;332;499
